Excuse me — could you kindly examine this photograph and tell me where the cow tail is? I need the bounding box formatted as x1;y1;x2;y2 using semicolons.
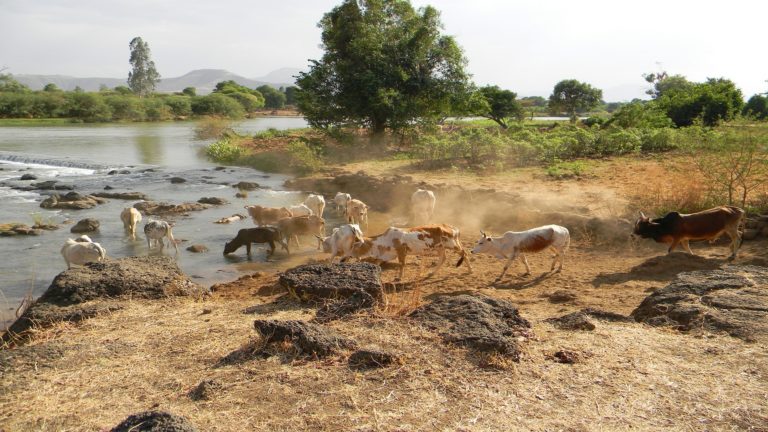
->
455;253;465;267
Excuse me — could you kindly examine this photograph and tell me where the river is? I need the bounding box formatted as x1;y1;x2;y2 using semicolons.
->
0;117;313;328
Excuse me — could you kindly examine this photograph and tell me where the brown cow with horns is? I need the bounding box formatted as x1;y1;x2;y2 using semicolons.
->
632;205;745;260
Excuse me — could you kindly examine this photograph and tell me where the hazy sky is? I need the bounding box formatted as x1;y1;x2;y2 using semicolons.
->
1;0;766;101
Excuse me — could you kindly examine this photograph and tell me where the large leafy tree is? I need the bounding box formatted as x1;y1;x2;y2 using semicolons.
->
547;79;603;122
476;85;522;128
656;77;743;127
296;0;470;133
127;37;161;97
743;94;768;120
257;85;287;109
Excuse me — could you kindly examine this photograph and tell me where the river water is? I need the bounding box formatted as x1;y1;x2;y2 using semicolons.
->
0;117;314;328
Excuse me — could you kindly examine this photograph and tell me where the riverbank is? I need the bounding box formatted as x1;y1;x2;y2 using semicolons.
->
3;151;768;430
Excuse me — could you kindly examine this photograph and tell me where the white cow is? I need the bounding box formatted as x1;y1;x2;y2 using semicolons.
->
345;199;369;230
351;224;472;280
61;235;106;269
289;203;314;217
120;207;142;239
411;189;436;225
303;194;326;218
333;192;352;215
144;220;178;252
471;224;570;281
318;224;364;264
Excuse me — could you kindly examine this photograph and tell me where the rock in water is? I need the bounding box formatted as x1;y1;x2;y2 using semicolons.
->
410;294;532;360
70;218;100;233
631;265;768;342
279;263;383;301
111;411;197;432
197;197;228;205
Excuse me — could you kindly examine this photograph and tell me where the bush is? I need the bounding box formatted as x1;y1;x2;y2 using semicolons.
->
194;116;234;140
191;94;245;118
141;98;172;121
205;137;244;163
286;140;323;173
105;95;145;121
162;95;192;117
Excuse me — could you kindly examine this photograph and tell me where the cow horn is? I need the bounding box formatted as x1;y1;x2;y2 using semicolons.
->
480;230;486;237
639;211;646;219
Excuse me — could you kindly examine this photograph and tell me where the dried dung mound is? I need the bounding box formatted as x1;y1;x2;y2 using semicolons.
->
188;379;223;401
580;307;634;322
410;295;532;360
111;411;197;432
631;265;768;342
314;290;377;323
348;349;400;369
254;319;357;357
546;312;596;331
280;263;383;301
3;256;203;343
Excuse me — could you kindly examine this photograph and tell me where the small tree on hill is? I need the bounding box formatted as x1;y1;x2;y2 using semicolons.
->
548;79;602;122
128;37;161;97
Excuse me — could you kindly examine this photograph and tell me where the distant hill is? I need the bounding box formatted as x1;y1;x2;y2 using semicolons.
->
13;68;302;94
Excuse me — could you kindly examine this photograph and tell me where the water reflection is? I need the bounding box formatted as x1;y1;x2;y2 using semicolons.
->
133;133;163;165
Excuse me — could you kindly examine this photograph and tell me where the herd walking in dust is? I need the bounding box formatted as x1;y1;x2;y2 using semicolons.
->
61;182;747;283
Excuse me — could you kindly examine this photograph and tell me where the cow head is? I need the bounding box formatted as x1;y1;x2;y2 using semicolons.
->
223;240;239;255
315;234;332;253
633;211;659;238
471;231;497;255
280;207;293;218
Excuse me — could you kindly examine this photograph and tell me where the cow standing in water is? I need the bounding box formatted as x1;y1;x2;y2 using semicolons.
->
471;225;570;281
633;205;745;260
144;220;178;253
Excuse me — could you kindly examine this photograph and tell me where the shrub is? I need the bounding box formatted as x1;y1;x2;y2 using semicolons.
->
162;95;192;117
191;94;245;118
205;137;244;163
286;140;323;174
194;116;234;140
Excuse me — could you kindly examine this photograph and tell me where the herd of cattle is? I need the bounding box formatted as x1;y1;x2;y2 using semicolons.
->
60;186;748;281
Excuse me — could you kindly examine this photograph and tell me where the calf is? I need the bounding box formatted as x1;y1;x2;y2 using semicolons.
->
288;203;314;217
244;205;293;226
346;199;369;230
351;223;472;280
633;205;744;259
471;225;570;281
276;215;326;252
120;207;142;239
318;224;364;264
61;236;106;269
333;192;351;215
224;227;288;257
411;189;436;225
304;194;326;218
214;213;247;224
144;220;178;253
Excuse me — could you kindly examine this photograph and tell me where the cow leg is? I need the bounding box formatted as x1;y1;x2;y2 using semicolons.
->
246;242;252;256
267;241;275;257
519;254;531;275
725;228;740;259
396;246;408;280
667;238;681;254
427;247;447;278
681;239;694;254
293;235;301;248
146;237;152;250
496;252;518;281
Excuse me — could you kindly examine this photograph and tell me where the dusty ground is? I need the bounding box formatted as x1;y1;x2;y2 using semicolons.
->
2;156;768;431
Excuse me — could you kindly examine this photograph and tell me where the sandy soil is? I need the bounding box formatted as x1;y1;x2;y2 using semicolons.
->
2;157;767;431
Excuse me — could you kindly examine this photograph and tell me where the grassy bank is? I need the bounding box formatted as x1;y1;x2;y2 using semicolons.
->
0;118;79;126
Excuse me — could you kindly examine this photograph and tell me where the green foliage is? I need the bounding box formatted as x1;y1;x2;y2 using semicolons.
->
546;160;590;178
161;95;192;117
606;101;673;128
114;86;133;95
743;95;768;120
191;94;245;118
43;83;61;92
226;91;265;112
257;85;286;109
182;87;196;97
296;0;471;133
0;74;29;93
65;92;112;122
105;95;145;121
643;71;693;99
141;98;172;121
205;137;244;163
286;139;323;173
127;36;161;97
253;127;291;139
284;86;298;105
194;116;234;140
655;77;744;127
548;79;603;122
476;85;523;128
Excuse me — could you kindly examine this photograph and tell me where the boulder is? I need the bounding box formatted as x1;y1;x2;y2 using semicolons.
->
32;180;73;190
186;244;209;253
253;319;357;357
410;295;532;360
70;218;100;233
169;177;187;184
546;312;596;331
134;201;211;216
92;191;148;200
111;411;197;432
742;228;760;241
19;173;37;180
0;223;42;237
279;263;383;301
197;197;228;205
314;290;377;323
232;181;259;191
40;192;106;210
348;349;400;369
631;265;768;342
3;256;204;344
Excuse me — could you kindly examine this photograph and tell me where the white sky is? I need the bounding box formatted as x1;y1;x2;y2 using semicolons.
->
1;0;766;101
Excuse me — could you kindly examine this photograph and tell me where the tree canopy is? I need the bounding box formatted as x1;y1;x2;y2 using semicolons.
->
475;85;522;129
127;37;161;97
295;0;470;133
656;77;744;127
547;79;603;122
744;94;768;120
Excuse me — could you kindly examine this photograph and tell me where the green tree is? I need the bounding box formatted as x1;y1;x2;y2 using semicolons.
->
191;94;245;118
475;85;523;129
43;83;61;92
0;74;29;93
656;78;743;127
257;85;286;109
295;0;470;133
182;87;196;97
283;86;298;105
127;37;161;97
743;94;768;120
643;71;693;99
548;79;603;122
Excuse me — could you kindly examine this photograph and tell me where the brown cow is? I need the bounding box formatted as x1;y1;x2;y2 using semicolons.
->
244;205;292;226
633;205;745;259
276;215;326;252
